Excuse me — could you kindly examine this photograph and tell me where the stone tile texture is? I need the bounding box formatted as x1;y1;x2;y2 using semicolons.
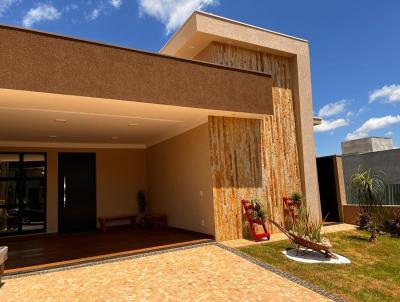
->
0;245;331;302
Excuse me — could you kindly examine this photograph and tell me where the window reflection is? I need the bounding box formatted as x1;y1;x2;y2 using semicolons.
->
24;154;45;178
0;154;19;178
0;153;46;235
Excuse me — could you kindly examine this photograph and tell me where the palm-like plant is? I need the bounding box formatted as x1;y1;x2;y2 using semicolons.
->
349;167;385;242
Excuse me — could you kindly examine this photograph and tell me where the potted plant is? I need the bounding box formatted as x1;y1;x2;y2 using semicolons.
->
137;190;147;214
250;197;266;224
290;192;302;207
137;190;147;227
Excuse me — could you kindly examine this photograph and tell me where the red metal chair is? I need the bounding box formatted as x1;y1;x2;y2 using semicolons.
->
242;200;270;242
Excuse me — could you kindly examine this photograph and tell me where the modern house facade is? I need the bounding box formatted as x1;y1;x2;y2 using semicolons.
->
0;11;320;241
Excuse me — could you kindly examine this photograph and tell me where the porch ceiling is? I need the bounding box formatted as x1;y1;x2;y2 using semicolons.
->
0;88;262;148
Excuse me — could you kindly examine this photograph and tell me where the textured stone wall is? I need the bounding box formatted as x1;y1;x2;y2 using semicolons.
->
206;42;302;239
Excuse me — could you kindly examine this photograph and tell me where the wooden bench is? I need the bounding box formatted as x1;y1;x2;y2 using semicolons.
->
143;214;168;230
98;214;137;232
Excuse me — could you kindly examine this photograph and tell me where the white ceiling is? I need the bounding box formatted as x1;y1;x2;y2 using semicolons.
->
0;89;261;148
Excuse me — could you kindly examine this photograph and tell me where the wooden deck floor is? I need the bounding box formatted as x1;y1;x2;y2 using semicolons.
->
0;226;213;276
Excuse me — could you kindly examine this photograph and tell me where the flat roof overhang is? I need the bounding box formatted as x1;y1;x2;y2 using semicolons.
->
0;25;273;116
160;11;309;59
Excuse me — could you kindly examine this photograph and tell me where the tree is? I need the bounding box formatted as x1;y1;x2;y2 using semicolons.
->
349;167;385;242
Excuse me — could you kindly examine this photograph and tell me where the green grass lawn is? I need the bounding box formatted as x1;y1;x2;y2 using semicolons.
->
239;229;400;302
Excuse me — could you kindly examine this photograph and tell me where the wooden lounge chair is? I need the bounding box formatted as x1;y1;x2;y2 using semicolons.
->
268;218;337;259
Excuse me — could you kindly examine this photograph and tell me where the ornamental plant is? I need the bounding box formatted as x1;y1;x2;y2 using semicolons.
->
290;192;302;206
349;167;385;242
290;203;326;244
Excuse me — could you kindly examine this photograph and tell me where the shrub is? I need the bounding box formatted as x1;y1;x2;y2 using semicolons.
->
389;210;400;237
356;212;371;231
291;204;325;244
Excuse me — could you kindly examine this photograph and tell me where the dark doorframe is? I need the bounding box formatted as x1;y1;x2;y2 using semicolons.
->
58;153;96;233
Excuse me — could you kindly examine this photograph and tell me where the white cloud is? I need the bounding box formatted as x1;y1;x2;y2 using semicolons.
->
109;0;122;8
86;0;121;21
369;84;400;103
385;131;393;137
64;3;78;13
138;0;218;34
87;6;103;20
22;3;61;27
318;99;349;118
314;118;348;133
346;111;354;118
0;0;19;16
345;115;400;140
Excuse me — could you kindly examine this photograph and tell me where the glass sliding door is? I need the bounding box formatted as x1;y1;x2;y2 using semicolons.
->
0;153;46;236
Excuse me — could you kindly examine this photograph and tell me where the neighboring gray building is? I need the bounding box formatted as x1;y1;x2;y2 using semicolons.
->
342;137;400;204
341;137;394;155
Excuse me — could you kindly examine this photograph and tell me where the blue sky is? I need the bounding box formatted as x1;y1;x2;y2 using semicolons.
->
1;0;400;156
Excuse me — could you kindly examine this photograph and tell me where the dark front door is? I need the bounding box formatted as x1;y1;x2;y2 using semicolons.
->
58;153;96;233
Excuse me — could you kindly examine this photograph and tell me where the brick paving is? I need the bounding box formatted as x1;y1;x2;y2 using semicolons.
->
0;244;332;302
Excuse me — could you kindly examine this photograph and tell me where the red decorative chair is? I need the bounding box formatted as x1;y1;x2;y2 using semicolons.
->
242;200;270;242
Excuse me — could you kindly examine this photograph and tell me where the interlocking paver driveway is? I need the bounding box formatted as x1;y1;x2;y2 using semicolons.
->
0;244;331;301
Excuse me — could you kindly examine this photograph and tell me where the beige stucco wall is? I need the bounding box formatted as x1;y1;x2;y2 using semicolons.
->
146;123;215;235
0;147;147;233
0;25;273;115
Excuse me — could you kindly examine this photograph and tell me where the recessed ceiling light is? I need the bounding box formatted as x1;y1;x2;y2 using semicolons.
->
188;45;196;49
128;123;138;126
48;135;57;138
54;119;67;123
111;136;119;140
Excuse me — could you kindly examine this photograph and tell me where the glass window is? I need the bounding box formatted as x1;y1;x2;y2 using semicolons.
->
0;153;46;236
0;180;18;207
22;179;45;224
0;207;20;233
0;154;20;178
23;154;46;178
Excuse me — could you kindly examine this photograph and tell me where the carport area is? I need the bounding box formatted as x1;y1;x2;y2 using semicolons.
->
0;88;261;275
